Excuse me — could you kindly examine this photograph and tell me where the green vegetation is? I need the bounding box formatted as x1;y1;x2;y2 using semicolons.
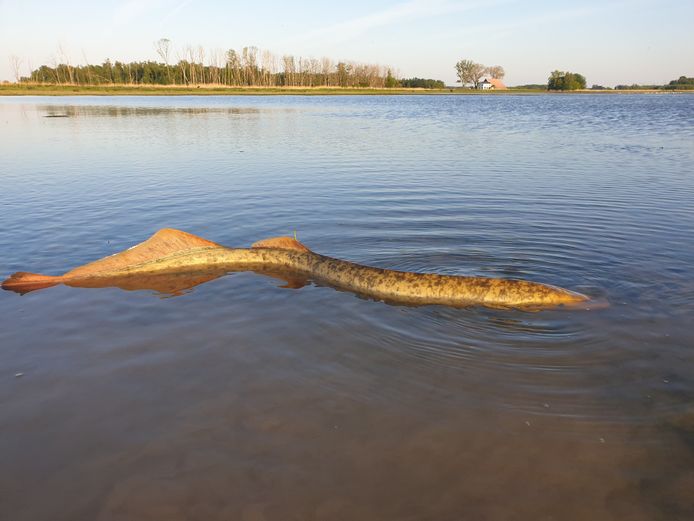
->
614;83;662;90
0;84;451;96
385;69;399;88
509;84;546;90
400;78;446;89
614;77;694;90
548;70;587;91
664;76;694;90
0;83;560;96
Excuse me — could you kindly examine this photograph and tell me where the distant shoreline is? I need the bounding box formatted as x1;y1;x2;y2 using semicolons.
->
0;84;688;96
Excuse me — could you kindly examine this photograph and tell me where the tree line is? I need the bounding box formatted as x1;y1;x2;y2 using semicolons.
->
545;71;692;91
614;76;694;91
15;40;444;89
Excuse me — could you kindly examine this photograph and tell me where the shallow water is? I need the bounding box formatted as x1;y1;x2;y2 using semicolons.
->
1;94;693;520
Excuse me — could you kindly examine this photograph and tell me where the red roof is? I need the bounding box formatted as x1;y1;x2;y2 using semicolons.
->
488;78;507;90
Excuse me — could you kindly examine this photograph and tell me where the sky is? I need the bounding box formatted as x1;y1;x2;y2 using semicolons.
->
1;0;692;86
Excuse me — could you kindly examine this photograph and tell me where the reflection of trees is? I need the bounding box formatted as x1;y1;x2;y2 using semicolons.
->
40;106;268;118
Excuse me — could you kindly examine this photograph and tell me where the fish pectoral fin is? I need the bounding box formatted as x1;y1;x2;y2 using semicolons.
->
251;236;311;253
64;228;223;279
1;272;63;294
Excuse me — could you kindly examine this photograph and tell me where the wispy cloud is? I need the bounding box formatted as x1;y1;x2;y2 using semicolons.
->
112;0;167;27
159;0;195;28
289;0;510;45
451;2;626;42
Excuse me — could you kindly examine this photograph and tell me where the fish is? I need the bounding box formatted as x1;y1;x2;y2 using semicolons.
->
1;228;590;309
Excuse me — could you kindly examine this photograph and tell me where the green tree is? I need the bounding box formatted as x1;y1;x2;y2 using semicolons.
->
385;69;398;88
548;70;586;90
400;77;445;88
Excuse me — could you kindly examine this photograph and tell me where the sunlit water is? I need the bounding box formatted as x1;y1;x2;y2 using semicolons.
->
1;94;693;520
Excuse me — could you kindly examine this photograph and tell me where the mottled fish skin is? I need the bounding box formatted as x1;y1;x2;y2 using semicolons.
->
1;229;588;309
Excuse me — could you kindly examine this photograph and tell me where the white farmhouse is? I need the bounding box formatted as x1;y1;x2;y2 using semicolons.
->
477;78;507;90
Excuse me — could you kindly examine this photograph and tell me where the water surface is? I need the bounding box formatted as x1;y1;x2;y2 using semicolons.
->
1;94;693;520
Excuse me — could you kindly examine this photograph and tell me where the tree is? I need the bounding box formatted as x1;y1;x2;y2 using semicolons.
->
9;55;22;83
226;49;240;85
385;69;398;88
400;77;445;89
486;65;505;80
19;44;398;89
336;62;349;87
666;76;694;90
155;38;172;83
548;70;586;90
455;59;486;88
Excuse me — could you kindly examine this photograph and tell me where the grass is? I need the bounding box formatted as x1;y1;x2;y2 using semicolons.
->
0;83;542;96
0;83;686;96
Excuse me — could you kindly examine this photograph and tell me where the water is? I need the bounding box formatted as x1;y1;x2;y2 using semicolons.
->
1;94;693;520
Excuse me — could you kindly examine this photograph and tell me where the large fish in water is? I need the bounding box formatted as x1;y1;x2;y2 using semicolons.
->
1;228;589;309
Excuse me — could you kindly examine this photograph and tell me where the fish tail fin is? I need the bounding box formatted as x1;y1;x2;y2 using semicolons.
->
1;272;63;294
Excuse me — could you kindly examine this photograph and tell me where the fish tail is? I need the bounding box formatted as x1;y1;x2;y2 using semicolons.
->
1;272;63;294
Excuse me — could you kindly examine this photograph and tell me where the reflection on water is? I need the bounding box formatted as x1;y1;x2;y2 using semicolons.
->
41;104;269;118
1;265;311;297
1;95;693;520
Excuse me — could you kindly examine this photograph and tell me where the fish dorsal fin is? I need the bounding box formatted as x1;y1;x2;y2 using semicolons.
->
251;236;311;253
65;228;222;279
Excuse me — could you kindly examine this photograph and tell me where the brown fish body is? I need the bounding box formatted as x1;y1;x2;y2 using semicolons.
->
2;229;588;309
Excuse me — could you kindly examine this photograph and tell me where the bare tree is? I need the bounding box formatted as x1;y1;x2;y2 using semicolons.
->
486;65;505;80
57;44;75;84
455;59;486;89
282;55;295;86
320;57;332;86
49;54;61;84
226;49;240;85
261;49;276;86
243;46;258;85
186;45;196;84
210;48;224;85
9;55;22;83
197;46;206;84
176;46;189;85
155;38;172;83
81;50;93;85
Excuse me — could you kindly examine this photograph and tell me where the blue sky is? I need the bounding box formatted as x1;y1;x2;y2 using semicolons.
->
1;0;692;86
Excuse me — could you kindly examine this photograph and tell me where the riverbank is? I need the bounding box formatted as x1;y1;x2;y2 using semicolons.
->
1;83;684;96
0;84;491;96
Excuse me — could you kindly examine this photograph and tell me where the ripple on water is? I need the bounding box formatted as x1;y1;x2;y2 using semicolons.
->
1;95;694;520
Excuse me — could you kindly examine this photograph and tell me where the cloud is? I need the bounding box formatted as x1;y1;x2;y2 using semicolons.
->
451;2;626;42
112;0;167;26
289;0;509;45
160;0;195;28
